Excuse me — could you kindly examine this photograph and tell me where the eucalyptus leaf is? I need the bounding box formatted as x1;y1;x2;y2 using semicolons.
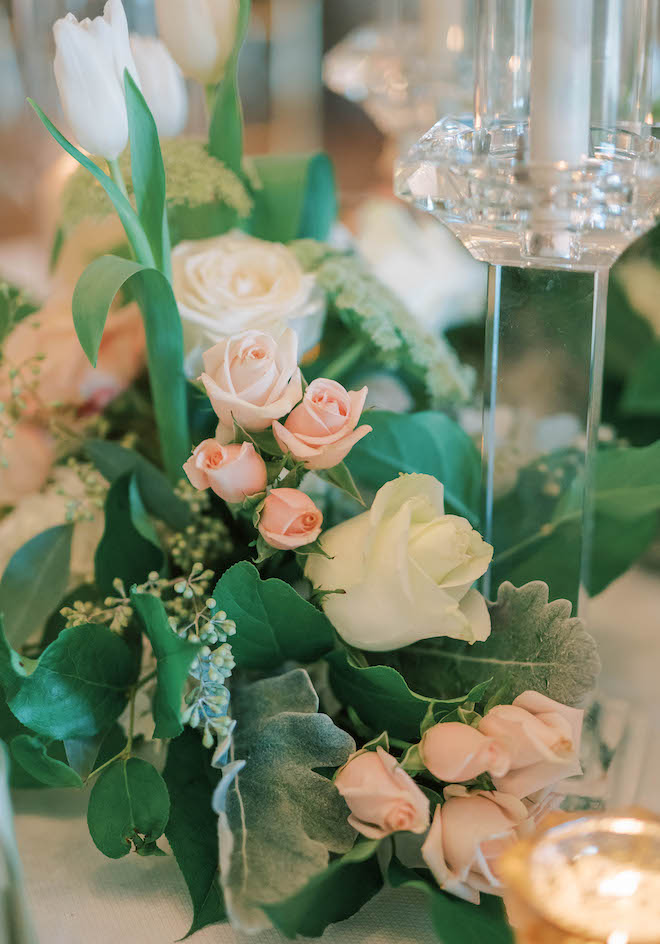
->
0;617;137;740
131;592;199;739
621;341;660;414
95;473;163;597
263;839;382;939
213;669;356;932
346;411;481;524
163;729;225;938
213;563;335;670
394;582;600;708
10;735;82;789
0;524;73;648
87;757;170;859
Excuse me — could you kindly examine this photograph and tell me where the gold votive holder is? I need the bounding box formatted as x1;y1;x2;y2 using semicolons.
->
499;810;660;944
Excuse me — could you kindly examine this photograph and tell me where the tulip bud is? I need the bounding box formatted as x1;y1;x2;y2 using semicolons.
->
130;35;189;138
154;0;239;86
53;0;140;160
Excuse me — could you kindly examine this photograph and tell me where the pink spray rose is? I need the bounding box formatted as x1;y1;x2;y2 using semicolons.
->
272;378;372;470
258;488;323;551
421;786;530;904
335;746;430;840
200;329;302;441
479;691;583;799
420;722;511;784
183;440;267;504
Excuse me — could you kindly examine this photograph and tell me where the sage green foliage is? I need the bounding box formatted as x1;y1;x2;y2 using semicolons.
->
347;411;481;524
394;582;600;708
131;592;199;739
0;525;73;648
0;282;37;347
85;439;190;531
214;670;356;932
163;729;225;938
263;840;383;939
95;474;163;596
213;563;335;670
0;617;137;740
10;736;83;789
87;757;170;859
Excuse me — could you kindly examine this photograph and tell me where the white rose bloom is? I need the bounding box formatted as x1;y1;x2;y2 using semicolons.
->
130;35;188;139
172;231;326;370
53;0;140;160
305;474;493;651
155;0;239;86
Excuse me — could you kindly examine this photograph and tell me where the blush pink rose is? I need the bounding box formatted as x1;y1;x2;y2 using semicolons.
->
421;786;530;904
479;691;583;799
335;746;430;840
0;424;55;507
420;722;511;784
200;329;302;442
272;378;372;470
183;440;267;504
258;488;323;551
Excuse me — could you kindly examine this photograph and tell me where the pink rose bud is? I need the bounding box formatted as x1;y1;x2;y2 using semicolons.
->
420;722;511;783
335;746;430;840
183;440;267;504
272;378;372;470
479;691;583;799
258;488;323;550
421;786;529;904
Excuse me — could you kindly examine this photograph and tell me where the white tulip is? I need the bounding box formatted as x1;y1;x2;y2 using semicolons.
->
130;35;189;138
53;0;140;160
155;0;239;86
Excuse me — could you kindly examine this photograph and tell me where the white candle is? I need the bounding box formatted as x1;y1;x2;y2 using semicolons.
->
529;0;593;164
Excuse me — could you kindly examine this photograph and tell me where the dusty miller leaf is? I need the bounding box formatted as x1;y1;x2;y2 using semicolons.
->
213;669;356;932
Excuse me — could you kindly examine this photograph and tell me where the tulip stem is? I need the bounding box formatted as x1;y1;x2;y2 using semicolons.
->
108;158;129;201
322;340;370;383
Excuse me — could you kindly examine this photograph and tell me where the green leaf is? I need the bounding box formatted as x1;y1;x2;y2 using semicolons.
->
264;839;382;939
320;462;365;506
95;473;164;597
10;735;83;788
163;729;225;938
213;670;356;932
87;756;170;859
131;592;199;739
394;582;600;708
0;617;137;740
213;562;335;670
0;524;73;648
248;153;337;242
28;100;154;265
621;341;660;414
125;71;169;275
64;724;126;781
346;411;481;524
85;440;190;532
71;253;190;483
208;0;251;173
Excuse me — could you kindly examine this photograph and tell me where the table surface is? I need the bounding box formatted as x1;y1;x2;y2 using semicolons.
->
11;570;660;944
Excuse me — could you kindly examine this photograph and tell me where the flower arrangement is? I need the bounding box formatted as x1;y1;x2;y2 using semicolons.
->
1;1;659;942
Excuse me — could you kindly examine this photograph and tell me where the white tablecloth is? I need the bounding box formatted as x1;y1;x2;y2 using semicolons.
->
11;571;660;944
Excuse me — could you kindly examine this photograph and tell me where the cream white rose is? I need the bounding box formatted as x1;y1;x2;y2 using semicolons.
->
305;474;493;651
172;231;325;366
200;329;302;441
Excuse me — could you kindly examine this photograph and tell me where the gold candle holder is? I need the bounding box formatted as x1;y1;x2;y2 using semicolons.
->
499;810;660;944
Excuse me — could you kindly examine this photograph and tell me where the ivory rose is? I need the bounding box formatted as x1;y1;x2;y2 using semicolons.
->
258;489;323;551
171;231;325;359
183;440;267;504
335;746;430;839
200;329;302;441
155;0;239;86
272;379;372;470
305;474;493;651
479;691;583;799
420;722;510;784
421;786;530;904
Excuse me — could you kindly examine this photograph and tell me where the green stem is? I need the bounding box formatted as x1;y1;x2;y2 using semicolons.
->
107;158;129;200
205;84;217;131
322;340;369;383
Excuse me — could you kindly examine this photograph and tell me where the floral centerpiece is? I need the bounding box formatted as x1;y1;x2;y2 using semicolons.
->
1;2;659;941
